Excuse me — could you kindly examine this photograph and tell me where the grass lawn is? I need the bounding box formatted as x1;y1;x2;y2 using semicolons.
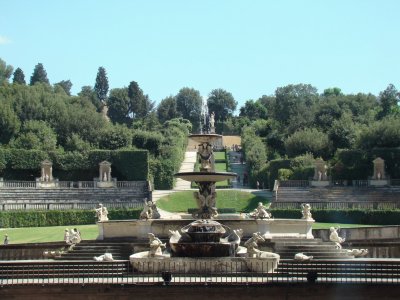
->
157;190;270;213
0;224;98;244
214;152;226;160
312;223;376;229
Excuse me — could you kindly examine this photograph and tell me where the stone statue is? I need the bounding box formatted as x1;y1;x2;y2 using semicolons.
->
345;248;368;257
372;157;386;180
198;142;213;171
193;184;218;219
244;232;265;257
250;202;272;219
95;203;109;222
69;228;81;244
148;233;166;257
294;253;313;261
329;226;345;249
94;253;114;261
313;158;328;181
301;203;313;220
140;198;160;220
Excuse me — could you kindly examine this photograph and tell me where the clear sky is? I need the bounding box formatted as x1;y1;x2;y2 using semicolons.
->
1;0;399;109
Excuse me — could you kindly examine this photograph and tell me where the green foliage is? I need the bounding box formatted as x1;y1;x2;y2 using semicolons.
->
94;66;109;102
176;87;202;132
378;84;400;119
284;128;330;158
356;117;400;149
30;63;49;85
0;149;148;180
0;209;141;228
157;96;179;124
11;120;58;151
55;80;72;96
265;159;291;189
99;124;132;150
277;168;293;180
0;58;13;84
12;67;26;85
0;101;21;144
132;130;164;155
207;88;237;122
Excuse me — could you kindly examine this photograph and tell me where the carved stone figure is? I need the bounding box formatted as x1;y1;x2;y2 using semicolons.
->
345;248;368;257
301;203;313;220
329;226;345;249
313;158;328;181
294;253;313;261
139;198;160;220
372;157;386;180
94;253;114;261
198;143;213;171
95;203;109;222
40;160;53;182
148;233;166;257
99;161;112;182
250;202;272;219
192;183;218;219
244;232;265;257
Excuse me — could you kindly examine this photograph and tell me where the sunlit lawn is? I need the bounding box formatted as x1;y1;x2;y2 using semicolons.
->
214;152;226;160
0;224;98;244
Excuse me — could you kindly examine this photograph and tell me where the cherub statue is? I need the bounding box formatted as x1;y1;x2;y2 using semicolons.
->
95;203;109;222
244;232;265;257
301;203;313;220
140;198;153;220
250;202;272;219
329;226;345;249
148;233;166;257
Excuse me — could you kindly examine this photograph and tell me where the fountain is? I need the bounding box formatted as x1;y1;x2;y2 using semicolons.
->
129;111;280;273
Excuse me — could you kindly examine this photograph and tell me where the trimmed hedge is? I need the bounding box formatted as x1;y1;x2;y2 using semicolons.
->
270;209;400;225
0;149;149;181
0;208;142;228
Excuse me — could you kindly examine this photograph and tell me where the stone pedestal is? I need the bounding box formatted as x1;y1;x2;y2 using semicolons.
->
0;178;3;188
97;218;314;241
310;180;330;187
369;179;389;187
96;179;116;188
37;180;58;188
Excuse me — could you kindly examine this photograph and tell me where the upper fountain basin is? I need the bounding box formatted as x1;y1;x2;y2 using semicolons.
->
174;171;237;182
189;133;222;143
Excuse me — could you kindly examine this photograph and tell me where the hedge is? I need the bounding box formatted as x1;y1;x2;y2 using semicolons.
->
270;209;400;225
0;149;149;181
0;208;142;228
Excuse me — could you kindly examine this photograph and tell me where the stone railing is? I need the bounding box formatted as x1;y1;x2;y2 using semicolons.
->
0;201;143;211
277;180;310;188
271;201;400;210
0;180;148;189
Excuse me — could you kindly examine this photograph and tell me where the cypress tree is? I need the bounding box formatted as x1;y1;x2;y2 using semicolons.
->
12;67;26;84
30;63;49;85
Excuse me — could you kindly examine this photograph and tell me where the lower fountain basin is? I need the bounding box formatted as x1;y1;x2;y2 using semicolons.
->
129;256;279;274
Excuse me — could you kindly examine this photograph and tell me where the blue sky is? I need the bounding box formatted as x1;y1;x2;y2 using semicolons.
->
1;0;399;109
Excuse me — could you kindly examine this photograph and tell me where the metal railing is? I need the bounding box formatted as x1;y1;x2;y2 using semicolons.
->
0;259;399;286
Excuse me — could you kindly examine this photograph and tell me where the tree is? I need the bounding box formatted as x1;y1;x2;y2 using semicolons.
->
176;87;202;132
78;85;102;111
94;66;109;103
30;63;50;85
107;87;130;124
207;88;237;122
378;84;400;119
55;80;72;96
284;128;331;158
323;87;342;97
12;67;26;85
99;124;132;150
157;96;179;123
356;117;400;149
11;120;57;151
128;81;154;120
0;102;20;144
0;58;13;84
273;84;318;132
328;113;359;150
239;99;268;120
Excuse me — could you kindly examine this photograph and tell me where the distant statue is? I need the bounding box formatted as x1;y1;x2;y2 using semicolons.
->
329;226;345;249
250;202;272;219
372;157;386;180
301;203;313;220
69;228;82;244
64;229;71;244
3;234;9;245
94;253;114;262
345;249;368;257
95;203;109;222
198;142;213;171
209;112;215;129
148;233;166;257
294;253;313;261
313;158;328;181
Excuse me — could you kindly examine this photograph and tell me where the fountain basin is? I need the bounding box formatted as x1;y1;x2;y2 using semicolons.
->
174;171;237;182
189;133;222;144
170;242;235;257
129;256;279;274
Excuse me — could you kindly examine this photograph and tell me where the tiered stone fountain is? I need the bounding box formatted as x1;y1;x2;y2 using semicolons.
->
129;113;281;273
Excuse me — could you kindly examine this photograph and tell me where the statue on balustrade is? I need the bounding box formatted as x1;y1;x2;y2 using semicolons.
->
329;226;345;249
95;203;109;222
301;203;313;220
250;202;272;219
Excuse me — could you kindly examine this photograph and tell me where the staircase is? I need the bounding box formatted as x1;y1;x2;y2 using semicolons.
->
56;241;134;260
263;238;354;259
